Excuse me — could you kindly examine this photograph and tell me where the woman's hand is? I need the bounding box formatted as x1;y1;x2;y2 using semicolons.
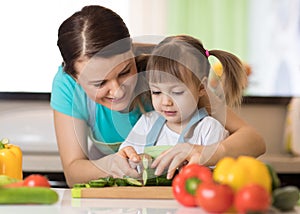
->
92;152;140;178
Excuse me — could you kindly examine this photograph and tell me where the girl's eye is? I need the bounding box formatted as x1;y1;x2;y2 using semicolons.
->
151;91;161;95
172;91;184;95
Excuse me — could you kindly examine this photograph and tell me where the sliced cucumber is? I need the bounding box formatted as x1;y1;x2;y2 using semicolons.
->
88;178;107;187
143;168;156;186
140;153;153;167
0;187;59;204
156;175;172;186
124;177;142;187
73;183;89;188
142;168;172;186
114;178;128;186
104;177;116;187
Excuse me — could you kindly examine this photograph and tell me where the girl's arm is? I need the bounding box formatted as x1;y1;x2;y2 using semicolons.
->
53;110;139;187
152;107;266;179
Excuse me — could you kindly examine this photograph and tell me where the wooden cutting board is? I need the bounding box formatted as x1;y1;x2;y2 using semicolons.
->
72;186;174;199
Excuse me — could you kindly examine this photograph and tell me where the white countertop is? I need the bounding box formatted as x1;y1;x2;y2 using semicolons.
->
0;188;198;214
0;188;299;214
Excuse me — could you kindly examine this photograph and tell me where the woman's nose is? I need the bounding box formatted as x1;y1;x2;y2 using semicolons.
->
109;79;124;98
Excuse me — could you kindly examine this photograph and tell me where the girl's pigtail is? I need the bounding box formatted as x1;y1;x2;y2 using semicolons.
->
208;50;247;107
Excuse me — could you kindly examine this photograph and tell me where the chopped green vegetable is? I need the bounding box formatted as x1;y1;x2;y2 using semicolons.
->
142;168;171;186
105;177;116;187
88;179;107;187
124;177;142;187
73;183;89;188
114;178;127;186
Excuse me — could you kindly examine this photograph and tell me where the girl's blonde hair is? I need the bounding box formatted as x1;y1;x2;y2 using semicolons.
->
146;35;247;107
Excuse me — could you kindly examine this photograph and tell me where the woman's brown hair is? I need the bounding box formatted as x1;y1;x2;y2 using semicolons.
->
57;5;131;79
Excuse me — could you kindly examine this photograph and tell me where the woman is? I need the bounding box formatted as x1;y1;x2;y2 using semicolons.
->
51;5;265;187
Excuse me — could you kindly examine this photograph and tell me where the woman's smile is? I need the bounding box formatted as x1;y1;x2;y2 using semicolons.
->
106;93;126;103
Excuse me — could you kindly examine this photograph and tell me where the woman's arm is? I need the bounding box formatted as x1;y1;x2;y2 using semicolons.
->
54;110;106;187
222;108;266;156
198;107;266;166
53;110;139;187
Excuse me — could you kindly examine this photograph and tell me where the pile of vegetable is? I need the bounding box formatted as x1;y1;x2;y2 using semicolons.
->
172;155;300;213
0;138;58;205
72;154;300;212
0;174;59;204
0;138;23;180
73;154;173;188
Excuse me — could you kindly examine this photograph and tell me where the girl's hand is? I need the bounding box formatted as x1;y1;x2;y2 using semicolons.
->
118;146;142;170
151;143;201;179
118;146;141;162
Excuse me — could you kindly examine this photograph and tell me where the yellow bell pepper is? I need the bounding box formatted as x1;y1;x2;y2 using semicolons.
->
0;138;23;180
213;156;271;193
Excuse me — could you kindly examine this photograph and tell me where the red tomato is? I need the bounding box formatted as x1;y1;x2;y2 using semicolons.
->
234;184;271;213
23;174;51;188
172;174;198;207
172;164;213;207
179;164;213;185
196;182;234;213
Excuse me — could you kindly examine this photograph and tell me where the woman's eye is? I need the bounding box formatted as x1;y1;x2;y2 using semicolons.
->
119;70;130;77
94;81;105;88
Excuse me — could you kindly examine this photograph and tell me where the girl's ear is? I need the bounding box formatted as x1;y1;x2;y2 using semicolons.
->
198;84;206;97
198;78;208;97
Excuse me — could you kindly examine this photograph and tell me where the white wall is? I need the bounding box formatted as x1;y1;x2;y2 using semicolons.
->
0;0;166;93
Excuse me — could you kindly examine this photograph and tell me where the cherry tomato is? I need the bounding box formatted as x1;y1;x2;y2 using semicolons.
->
172;164;213;207
23;174;51;188
234;183;271;213
196;182;234;213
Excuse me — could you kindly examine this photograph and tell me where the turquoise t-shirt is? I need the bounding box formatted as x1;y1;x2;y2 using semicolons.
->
50;66;145;144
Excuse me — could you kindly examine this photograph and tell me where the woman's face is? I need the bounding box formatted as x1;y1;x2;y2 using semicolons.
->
75;51;138;111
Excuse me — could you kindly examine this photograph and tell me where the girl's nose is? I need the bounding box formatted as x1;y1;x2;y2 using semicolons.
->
161;94;173;106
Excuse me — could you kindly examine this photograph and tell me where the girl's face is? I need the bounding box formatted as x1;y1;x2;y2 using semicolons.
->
150;80;200;129
75;51;138;111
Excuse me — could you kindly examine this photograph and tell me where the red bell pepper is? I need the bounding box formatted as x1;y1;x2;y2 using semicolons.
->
172;163;213;207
